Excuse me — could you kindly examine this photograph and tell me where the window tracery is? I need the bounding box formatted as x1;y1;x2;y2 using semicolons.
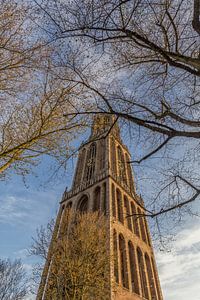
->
137;248;149;299
84;143;96;181
119;234;129;289
117;146;127;186
77;195;88;213
128;241;139;294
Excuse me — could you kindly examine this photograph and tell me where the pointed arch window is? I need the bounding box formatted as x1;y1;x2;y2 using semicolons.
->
93;186;101;212
131;202;140;237
145;254;157;300
112;184;116;219
144;217;151;246
66;201;72;210
111;137;117;175
124;196;132;231
119;234;129;289
117;189;124;224
125;153;134;193
85;143;96;181
138;208;147;243
113;229;119;283
137;248;149;299
102;182;107;214
151;257;162;300
117;146;127;186
128;241;139;295
78;195;89;213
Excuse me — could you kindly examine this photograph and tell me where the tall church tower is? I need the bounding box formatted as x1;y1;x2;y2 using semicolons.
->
37;115;163;300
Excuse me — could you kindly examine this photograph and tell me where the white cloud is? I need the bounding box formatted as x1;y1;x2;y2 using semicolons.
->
0;189;58;227
0;195;28;224
156;221;200;300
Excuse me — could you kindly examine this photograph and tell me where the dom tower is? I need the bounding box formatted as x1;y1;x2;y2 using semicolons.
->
37;115;163;300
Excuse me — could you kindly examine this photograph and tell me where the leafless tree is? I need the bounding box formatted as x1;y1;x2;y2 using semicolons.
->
0;258;29;300
30;210;110;300
0;1;94;180
30;0;200;234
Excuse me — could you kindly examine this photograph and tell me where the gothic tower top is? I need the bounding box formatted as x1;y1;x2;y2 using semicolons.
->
89;113;121;140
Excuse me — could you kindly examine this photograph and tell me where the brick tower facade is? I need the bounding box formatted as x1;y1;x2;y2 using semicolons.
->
37;115;163;300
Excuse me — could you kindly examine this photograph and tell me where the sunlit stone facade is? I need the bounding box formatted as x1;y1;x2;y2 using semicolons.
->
37;115;163;300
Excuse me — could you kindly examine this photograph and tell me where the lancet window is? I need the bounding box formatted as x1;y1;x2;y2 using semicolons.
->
144;218;151;246
117;189;124;224
125;153;134;193
119;234;129;289
128;241;139;295
138;208;147;243
93;186;101;212
145;254;157;300
113;229;119;283
131;202;140;237
85;143;96;181
117;146;127;186
112;184;116;219
102;182;107;214
111;137;117;176
78;195;89;213
124;196;132;231
151;257;162;300
137;248;149;299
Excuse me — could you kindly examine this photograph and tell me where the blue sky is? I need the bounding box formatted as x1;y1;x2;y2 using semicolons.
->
1;147;200;299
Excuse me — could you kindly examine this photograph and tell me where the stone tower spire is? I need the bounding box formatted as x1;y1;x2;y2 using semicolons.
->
37;114;163;300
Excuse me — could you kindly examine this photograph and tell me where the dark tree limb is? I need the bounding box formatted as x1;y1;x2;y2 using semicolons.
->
193;0;200;35
129;136;172;164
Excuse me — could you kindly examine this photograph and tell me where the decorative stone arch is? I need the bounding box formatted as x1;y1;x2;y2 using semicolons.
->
84;142;97;181
151;257;162;300
117;145;127;186
110;137;117;175
113;229;119;283
65;201;72;210
125;153;134;193
130;202;140;237
119;233;129;289
116;189;124;224
102;182;107;214
145;253;157;300
128;241;139;295
77;194;89;213
124;196;132;231
138;208;147;243
93;186;101;212
137;247;149;299
112;183;116;219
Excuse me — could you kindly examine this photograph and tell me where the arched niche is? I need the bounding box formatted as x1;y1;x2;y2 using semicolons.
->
128;241;139;294
137;247;149;299
119;234;129;289
77;195;89;213
93;186;101;212
85;143;97;181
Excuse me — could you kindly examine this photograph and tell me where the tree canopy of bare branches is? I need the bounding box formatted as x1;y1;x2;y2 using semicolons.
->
29;0;200;230
0;258;29;300
0;1;93;180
